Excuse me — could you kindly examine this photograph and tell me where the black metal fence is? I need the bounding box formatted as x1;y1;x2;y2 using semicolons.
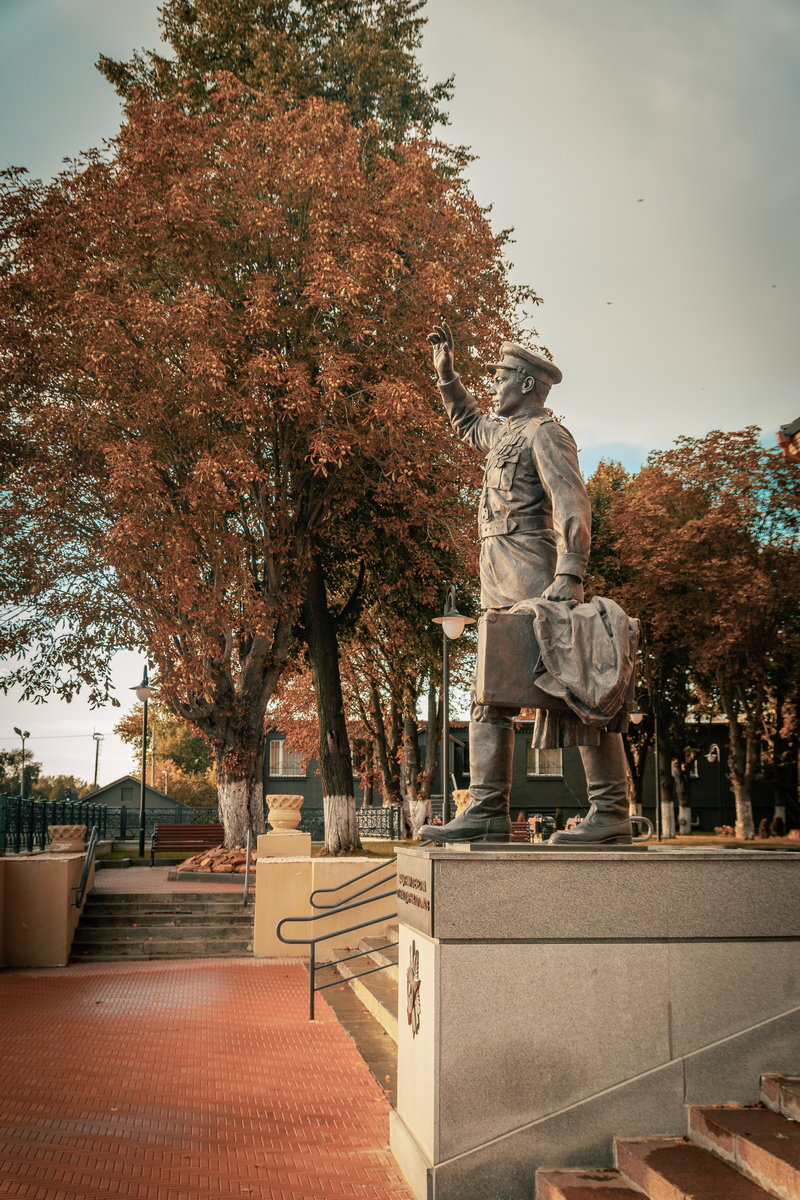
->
356;805;405;839
298;805;405;842
0;795;110;856
0;794;407;856
106;806;220;841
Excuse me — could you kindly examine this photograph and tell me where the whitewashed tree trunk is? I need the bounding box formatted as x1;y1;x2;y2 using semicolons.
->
733;785;755;840
410;796;431;836
217;771;266;847
660;800;676;839
626;771;642;816
678;803;692;836
323;794;359;855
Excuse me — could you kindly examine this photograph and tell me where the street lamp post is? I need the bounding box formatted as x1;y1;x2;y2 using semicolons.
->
130;665;156;859
432;588;474;826
628;692;662;840
13;727;30;800
705;743;723;831
92;732;104;790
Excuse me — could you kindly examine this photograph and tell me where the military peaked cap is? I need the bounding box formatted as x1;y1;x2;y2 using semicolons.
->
487;342;563;386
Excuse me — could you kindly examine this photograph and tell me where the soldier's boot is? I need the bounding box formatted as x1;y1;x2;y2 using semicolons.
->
548;732;632;845
419;723;513;843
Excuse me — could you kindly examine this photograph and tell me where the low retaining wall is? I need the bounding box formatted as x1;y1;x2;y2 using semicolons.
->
0;853;93;967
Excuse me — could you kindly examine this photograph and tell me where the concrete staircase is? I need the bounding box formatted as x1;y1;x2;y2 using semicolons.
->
70;892;254;961
314;926;399;1103
326;928;399;1039
536;1074;800;1200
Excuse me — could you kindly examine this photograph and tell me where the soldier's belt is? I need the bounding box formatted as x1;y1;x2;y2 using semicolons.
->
475;611;570;711
479;514;551;539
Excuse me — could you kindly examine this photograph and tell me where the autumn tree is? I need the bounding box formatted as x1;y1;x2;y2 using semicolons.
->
1;59;529;850
95;0;473;850
115;699;217;807
98;0;453;150
0;749;41;796
33;775;92;802
607;430;800;839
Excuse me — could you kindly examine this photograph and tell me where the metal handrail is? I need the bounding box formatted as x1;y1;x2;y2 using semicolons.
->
243;829;253;905
311;865;398;910
277;888;398;1020
73;825;99;908
309;855;397;908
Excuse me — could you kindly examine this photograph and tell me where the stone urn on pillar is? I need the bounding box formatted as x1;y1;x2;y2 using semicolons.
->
47;825;87;853
265;794;304;832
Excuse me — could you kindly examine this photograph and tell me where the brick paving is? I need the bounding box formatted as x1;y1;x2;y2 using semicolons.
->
0;959;413;1200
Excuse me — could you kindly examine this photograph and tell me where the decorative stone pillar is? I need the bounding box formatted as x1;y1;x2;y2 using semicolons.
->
265;794;304;831
47;825;87;853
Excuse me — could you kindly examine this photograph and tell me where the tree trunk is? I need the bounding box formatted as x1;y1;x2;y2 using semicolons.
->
370;685;403;807
672;759;692;836
720;684;756;840
657;737;676;839
302;557;360;855
622;729;651;816
401;697;430;837
732;780;756;840
217;751;267;846
183;621;294;849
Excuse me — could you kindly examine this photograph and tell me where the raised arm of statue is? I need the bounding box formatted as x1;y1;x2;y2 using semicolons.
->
427;321;495;454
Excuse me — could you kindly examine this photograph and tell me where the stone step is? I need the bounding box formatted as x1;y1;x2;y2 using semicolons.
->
357;934;399;982
328;945;398;1041
762;1075;800;1124
84;892;246;904
688;1104;800;1200
615;1136;776;1199
70;936;253;960
82;902;248;918
79;911;254;927
83;897;247;902
535;1167;646;1198
72;923;252;942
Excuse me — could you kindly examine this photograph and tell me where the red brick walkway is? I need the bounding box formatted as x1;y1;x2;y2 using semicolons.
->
0;959;412;1200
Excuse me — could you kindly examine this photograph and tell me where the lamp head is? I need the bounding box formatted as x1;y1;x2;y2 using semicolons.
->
131;663;156;703
433;587;475;640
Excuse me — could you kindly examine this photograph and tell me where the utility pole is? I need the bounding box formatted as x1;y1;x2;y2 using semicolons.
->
92;732;104;789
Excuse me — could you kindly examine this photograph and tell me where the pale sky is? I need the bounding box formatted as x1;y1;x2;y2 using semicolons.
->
2;0;798;780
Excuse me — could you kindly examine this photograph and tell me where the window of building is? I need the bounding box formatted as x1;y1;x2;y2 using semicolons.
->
526;747;563;778
268;740;305;778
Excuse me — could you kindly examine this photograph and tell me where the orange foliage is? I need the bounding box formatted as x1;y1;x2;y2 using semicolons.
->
0;75;527;842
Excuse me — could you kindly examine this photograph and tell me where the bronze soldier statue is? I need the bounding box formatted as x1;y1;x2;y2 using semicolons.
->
419;322;634;846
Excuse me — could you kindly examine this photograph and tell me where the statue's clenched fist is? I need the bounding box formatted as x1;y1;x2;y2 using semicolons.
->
427;321;455;382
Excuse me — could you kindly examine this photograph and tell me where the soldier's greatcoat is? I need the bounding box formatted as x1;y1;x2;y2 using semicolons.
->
439;375;591;609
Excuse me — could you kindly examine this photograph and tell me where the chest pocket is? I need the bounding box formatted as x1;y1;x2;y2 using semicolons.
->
486;448;521;493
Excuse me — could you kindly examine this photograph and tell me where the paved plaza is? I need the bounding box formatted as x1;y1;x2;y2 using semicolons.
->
0;954;412;1199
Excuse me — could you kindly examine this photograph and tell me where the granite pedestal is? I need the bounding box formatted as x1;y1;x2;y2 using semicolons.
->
390;845;800;1200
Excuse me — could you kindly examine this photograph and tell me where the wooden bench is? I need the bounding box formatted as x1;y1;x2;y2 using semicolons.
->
150;823;224;866
511;820;531;843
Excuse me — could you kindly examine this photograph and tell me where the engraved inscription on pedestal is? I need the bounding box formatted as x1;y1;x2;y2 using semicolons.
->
397;856;433;936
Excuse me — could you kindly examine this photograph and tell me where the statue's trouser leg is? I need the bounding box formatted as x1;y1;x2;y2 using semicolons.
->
548;731;632;844
419;702;516;843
